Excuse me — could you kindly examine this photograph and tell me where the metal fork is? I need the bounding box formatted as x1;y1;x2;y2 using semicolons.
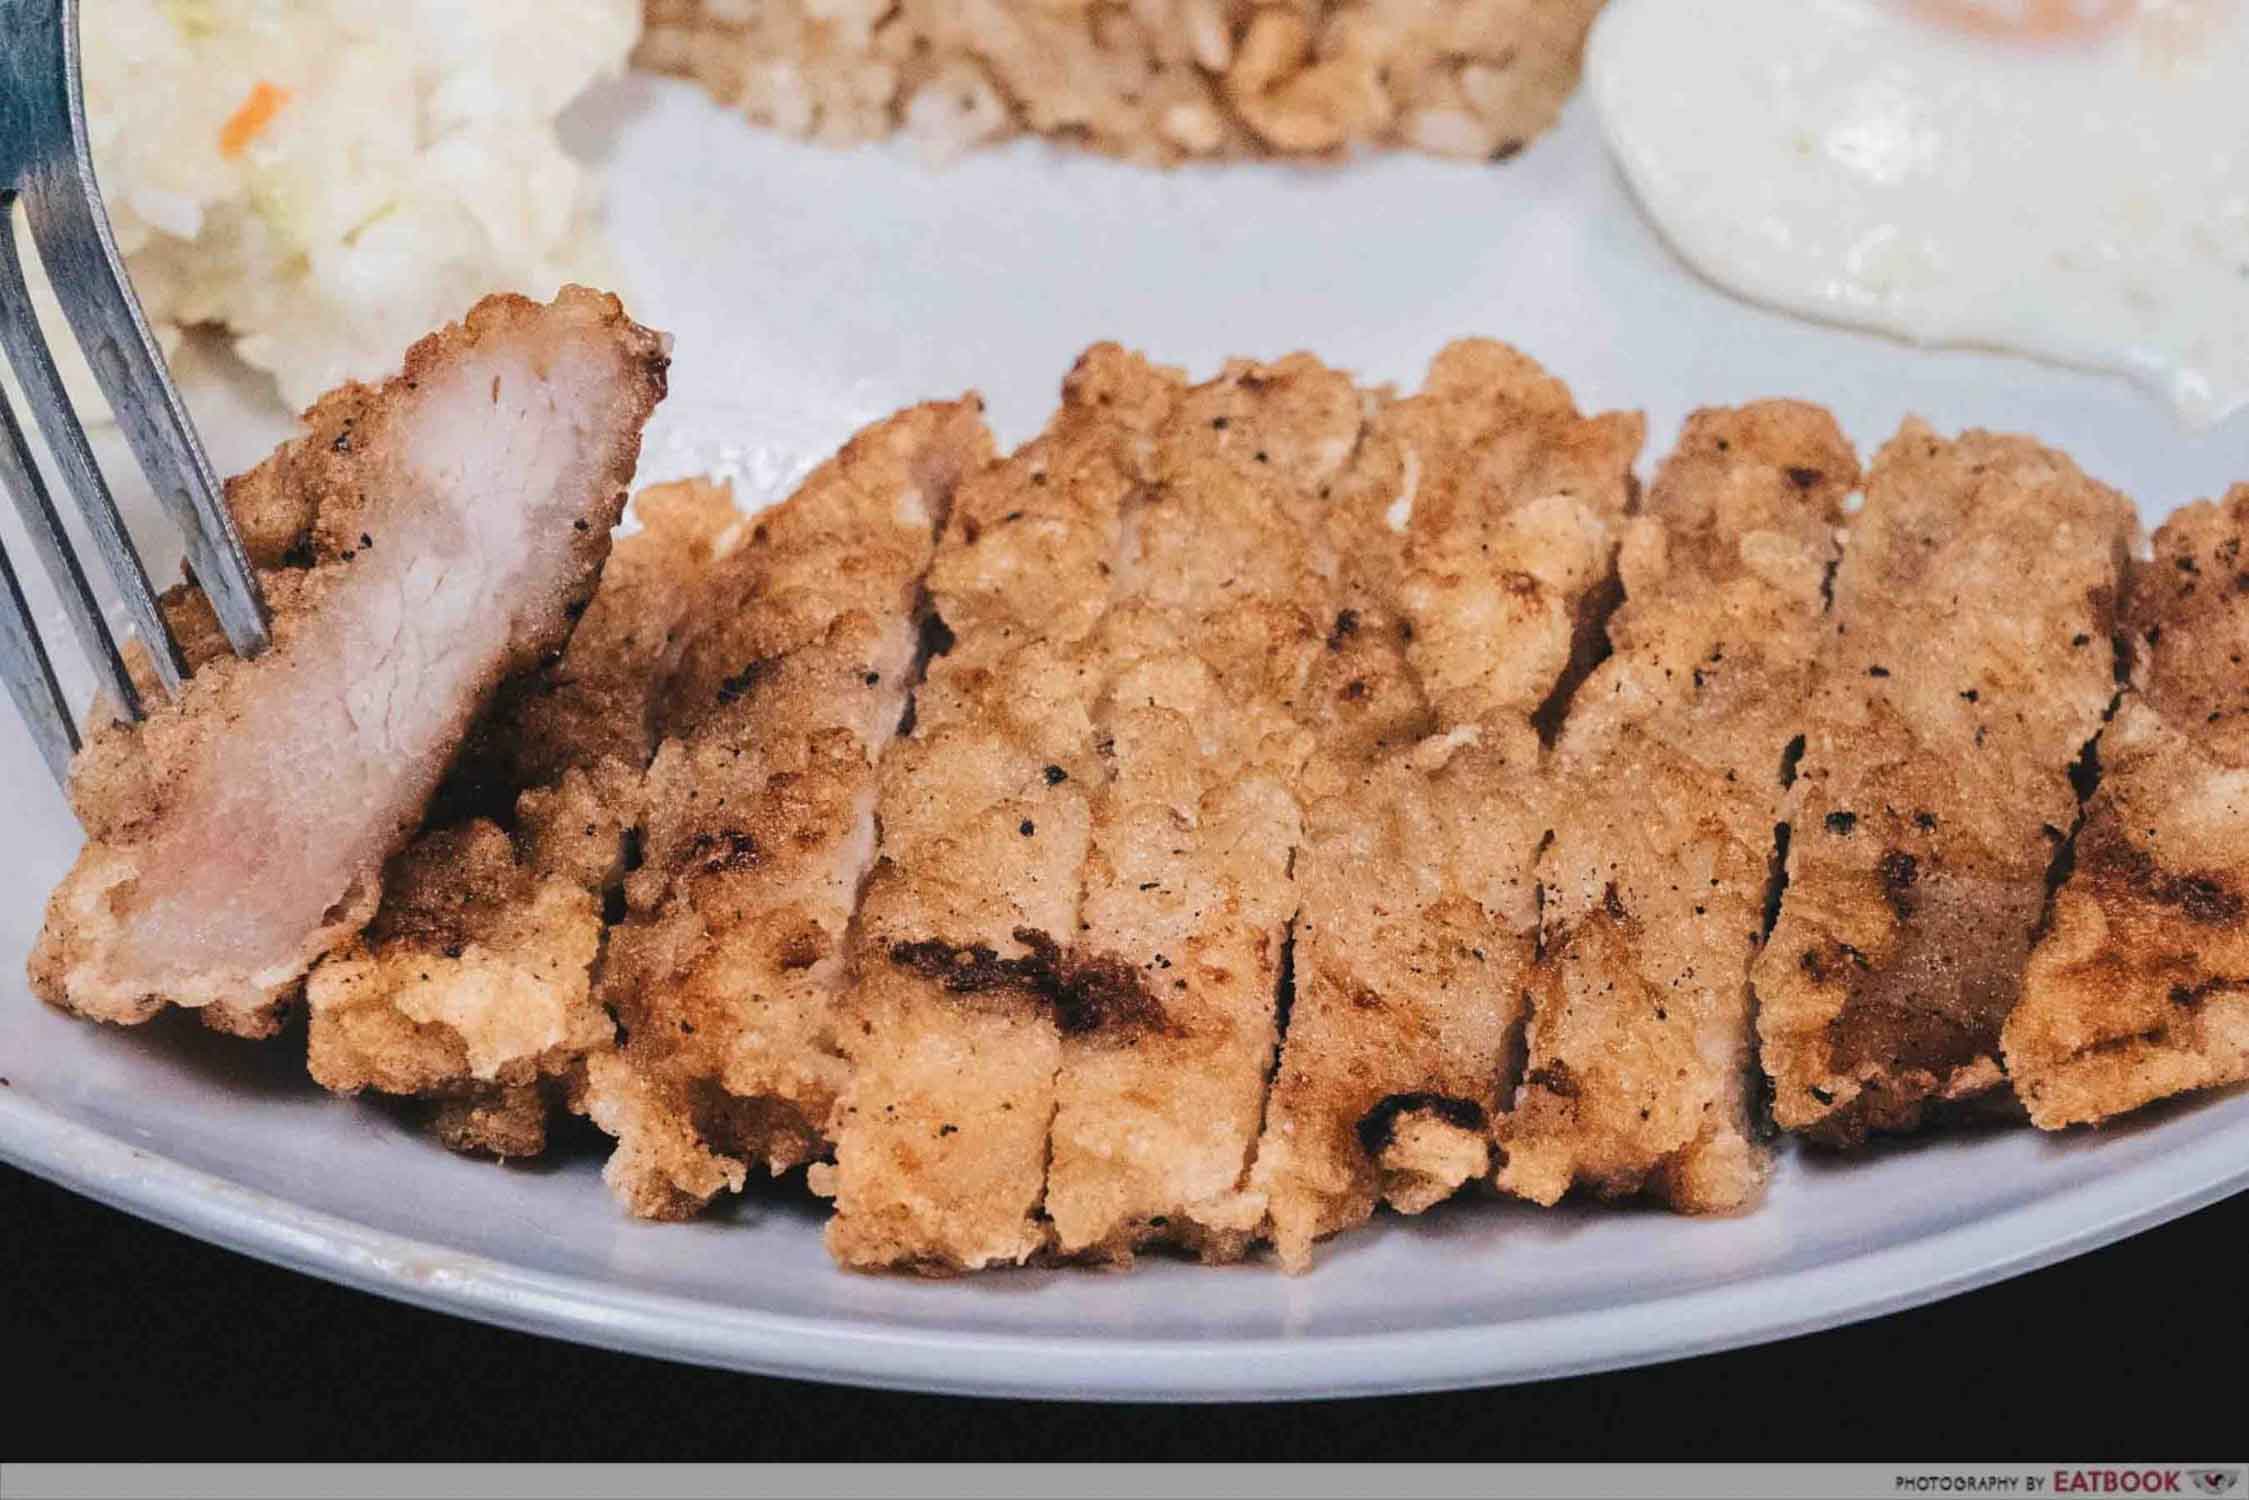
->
0;0;267;787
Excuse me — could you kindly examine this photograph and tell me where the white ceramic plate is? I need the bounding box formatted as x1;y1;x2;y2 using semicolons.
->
3;74;2246;1402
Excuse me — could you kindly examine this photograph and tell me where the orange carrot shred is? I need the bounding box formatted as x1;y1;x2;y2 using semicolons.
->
219;82;292;158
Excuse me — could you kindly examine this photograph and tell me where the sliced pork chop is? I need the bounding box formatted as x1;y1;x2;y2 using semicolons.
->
581;400;992;1219
2008;487;2249;1127
304;480;741;1153
30;288;669;1032
1498;403;1856;1212
816;348;1171;1272
1750;423;2136;1144
1249;342;1641;1270
1041;354;1358;1263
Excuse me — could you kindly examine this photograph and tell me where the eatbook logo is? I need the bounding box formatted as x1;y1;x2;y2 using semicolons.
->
2190;1473;2241;1497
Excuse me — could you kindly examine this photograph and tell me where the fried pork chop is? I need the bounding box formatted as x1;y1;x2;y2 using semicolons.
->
1250;342;1642;1269
303;481;741;1154
31;289;668;1036
1751;424;2136;1145
583;400;992;1219
1041;355;1357;1263
1497;403;1856;1212
46;317;2247;1277
817;350;1168;1271
2006;487;2249;1127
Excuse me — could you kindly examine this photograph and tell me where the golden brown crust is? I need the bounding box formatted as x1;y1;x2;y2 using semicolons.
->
582;400;994;1220
2007;488;2249;1127
302;484;738;1134
31;288;668;1029
1042;354;1353;1262
446;479;744;814
431;1083;554;1160
1751;423;2137;1144
307;823;609;1097
1249;342;1640;1270
1498;403;1857;1212
820;352;1171;1272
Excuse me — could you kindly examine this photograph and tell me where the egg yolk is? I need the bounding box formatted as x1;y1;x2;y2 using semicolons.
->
1908;0;2138;39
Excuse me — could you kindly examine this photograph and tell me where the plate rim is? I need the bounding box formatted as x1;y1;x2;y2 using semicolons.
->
5;1084;2244;1401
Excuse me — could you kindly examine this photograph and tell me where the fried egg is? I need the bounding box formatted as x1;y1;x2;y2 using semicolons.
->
1588;0;2249;427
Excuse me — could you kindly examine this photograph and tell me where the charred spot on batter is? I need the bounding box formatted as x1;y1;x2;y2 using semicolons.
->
887;928;1175;1039
1354;1092;1488;1157
1327;609;1361;651
2086;841;2244;925
716;657;777;705
890;937;1022;994
1878;849;1920;919
1779;735;1807;789
1523;1062;1580;1101
689;830;761;872
1760;822;1792;938
1047;948;1169;1037
2169;978;2249;1009
1824;810;1856;836
1602;881;1630;923
1786;466;1824;491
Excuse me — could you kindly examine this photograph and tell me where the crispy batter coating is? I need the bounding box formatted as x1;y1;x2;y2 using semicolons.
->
51;321;2237;1271
583;400;993;1220
1250;342;1640;1270
1751;423;2136;1145
303;822;608;1143
1042;355;1354;1263
1498;403;1857;1212
2007;488;2249;1127
303;482;742;1147
446;479;747;814
31;289;668;1034
817;349;1170;1271
641;0;1605;164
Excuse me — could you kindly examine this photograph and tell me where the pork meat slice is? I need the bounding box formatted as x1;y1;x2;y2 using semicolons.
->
1750;423;2135;1145
2007;486;2249;1128
1497;403;1856;1212
303;480;741;1153
581;399;992;1219
1249;342;1641;1269
32;288;668;1033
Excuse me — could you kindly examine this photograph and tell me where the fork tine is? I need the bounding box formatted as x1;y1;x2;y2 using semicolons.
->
0;347;140;717
13;0;268;660
0;211;173;703
0;530;78;785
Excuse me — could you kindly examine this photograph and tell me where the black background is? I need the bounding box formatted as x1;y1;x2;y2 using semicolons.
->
7;1162;2239;1460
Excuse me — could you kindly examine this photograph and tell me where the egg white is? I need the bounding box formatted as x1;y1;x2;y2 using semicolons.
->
1588;0;2249;428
